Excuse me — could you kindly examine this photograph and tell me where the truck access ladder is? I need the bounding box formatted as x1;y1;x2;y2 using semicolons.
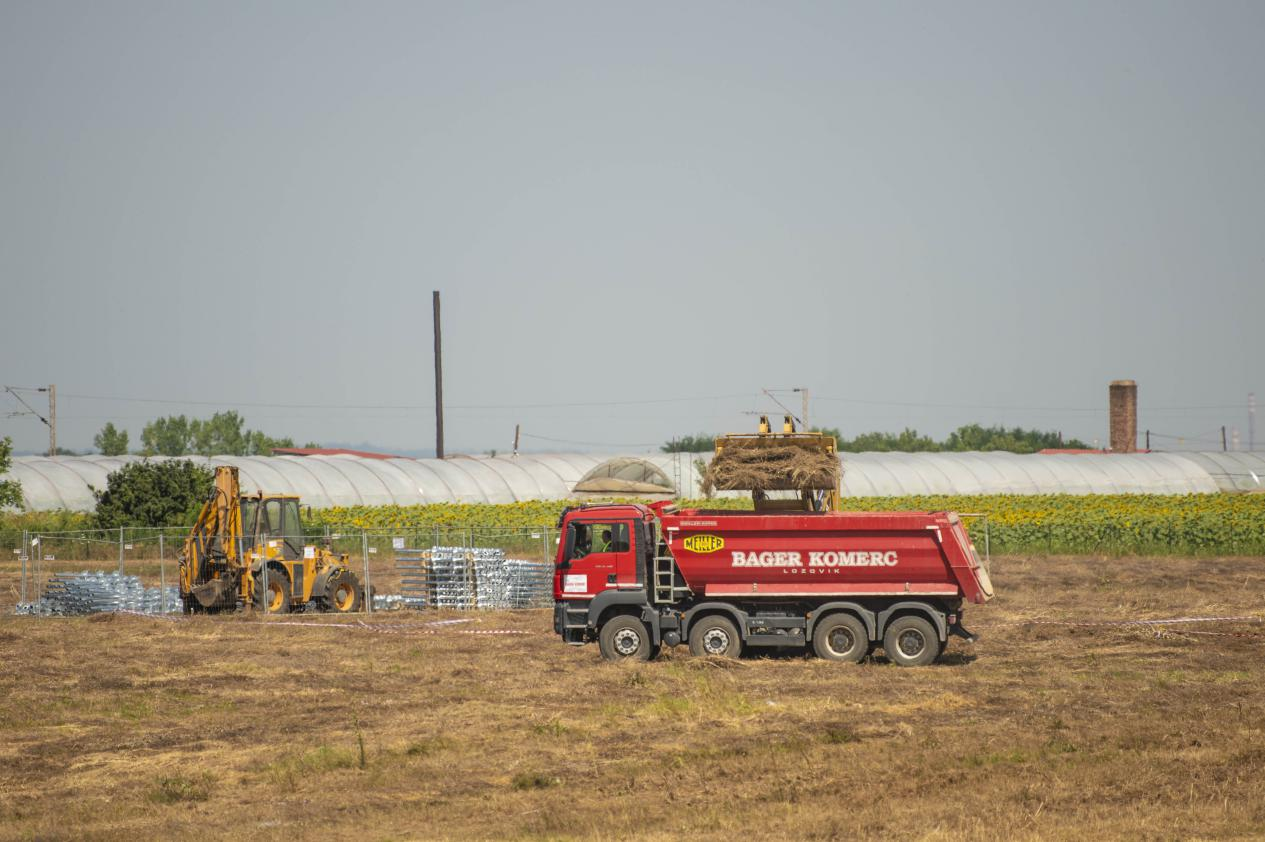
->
652;536;691;604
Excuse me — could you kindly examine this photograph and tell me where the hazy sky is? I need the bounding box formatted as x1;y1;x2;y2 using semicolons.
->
2;1;1263;455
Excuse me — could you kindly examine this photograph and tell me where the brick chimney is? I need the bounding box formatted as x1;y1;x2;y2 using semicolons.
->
1109;380;1137;453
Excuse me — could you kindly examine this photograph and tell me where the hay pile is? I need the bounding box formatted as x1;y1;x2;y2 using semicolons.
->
703;445;840;494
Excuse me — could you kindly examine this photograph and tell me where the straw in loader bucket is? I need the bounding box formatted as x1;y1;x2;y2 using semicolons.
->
704;417;841;512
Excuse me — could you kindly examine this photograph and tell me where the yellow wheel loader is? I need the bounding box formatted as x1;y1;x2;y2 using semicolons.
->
179;466;365;614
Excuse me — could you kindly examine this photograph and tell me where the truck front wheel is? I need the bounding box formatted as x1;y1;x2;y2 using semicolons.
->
598;615;653;662
882;615;941;667
688;615;742;658
813;613;868;663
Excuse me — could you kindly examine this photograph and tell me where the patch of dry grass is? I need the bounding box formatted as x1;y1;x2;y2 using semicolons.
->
0;555;1262;840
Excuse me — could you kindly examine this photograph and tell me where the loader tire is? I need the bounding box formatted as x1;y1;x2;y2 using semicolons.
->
813;613;868;663
598;615;652;662
688;615;741;658
254;568;292;614
324;570;363;614
882;615;941;667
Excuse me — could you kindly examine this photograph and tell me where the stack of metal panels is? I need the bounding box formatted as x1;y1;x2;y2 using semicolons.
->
429;546;477;609
395;551;432;609
390;546;553;611
473;549;509;608
23;571;180;615
505;559;553;608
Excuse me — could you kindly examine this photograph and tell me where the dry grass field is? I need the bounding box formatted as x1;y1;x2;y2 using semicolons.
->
1;554;1263;841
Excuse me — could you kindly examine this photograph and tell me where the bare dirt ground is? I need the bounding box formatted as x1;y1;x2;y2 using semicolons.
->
1;554;1263;841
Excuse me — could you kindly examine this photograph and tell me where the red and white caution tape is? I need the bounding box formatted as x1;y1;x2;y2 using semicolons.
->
978;615;1262;630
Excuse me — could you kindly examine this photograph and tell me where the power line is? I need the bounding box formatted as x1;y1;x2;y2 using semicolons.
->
56;391;753;412
519;433;661;448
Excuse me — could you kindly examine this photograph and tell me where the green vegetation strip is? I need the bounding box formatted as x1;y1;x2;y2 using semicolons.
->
6;494;1265;556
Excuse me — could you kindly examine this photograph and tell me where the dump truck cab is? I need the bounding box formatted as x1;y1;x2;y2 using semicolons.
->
554;504;655;600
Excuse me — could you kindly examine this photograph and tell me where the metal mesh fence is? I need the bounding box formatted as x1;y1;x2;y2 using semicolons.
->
10;525;559;616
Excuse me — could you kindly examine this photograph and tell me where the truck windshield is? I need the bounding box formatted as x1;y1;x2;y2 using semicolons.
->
570;522;629;559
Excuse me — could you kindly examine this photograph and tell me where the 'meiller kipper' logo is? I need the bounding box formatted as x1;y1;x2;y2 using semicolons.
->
683;534;725;553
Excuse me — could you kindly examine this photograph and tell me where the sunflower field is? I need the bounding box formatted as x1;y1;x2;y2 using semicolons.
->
304;494;1265;556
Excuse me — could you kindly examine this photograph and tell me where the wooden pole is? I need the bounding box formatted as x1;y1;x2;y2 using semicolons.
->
48;384;56;457
433;291;444;460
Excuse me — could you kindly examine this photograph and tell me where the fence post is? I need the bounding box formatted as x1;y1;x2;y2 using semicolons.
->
118;526;125;575
159;532;167;613
34;535;41;605
20;529;28;606
362;530;372;614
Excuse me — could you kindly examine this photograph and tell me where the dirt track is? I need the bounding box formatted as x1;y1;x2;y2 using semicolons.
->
1;555;1263;840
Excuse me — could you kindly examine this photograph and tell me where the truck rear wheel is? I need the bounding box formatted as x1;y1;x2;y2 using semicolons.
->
882;615;941;667
688;615;741;658
813;613;868;663
598;615;652;662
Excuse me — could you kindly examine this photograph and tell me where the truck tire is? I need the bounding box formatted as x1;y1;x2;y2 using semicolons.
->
688;615;741;658
812;613;868;663
254;568;291;614
882;615;941;667
324;570;363;614
598;615;653;662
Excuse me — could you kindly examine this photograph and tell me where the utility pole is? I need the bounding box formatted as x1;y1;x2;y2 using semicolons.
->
433;291;444;460
1222;426;1227;452
794;387;810;431
1250;392;1256;451
513;423;520;457
47;384;55;457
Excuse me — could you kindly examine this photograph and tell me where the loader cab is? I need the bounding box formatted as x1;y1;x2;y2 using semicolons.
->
240;495;304;560
556;507;644;597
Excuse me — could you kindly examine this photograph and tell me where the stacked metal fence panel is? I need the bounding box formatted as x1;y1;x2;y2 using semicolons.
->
396;550;433;609
17;571;181;616
393;547;553;610
505;559;553;608
430;546;477;609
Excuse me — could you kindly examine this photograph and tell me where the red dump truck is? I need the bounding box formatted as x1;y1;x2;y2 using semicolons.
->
552;501;994;665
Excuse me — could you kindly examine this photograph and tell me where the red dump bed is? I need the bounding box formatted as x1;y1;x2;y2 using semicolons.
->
657;507;994;605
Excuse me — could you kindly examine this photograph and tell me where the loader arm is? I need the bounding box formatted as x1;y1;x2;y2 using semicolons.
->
180;466;245;609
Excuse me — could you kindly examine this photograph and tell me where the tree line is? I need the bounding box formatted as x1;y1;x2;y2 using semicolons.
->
663;424;1090;454
92;412;317;457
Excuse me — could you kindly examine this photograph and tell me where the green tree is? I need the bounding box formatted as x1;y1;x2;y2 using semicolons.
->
0;437;23;508
943;424;1088;453
245;430;295;455
662;434;716;453
141;411;299;456
837;428;941;452
141;415;193;456
190;411;248;456
93;422;129;456
93;460;215;529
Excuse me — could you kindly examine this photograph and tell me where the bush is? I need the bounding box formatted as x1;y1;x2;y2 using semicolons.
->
93;460;215;529
0;437;22;509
